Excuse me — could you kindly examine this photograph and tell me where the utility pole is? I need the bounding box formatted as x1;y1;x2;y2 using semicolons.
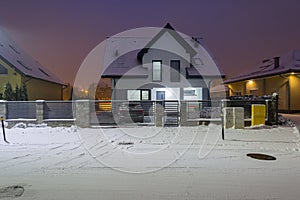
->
1;116;9;143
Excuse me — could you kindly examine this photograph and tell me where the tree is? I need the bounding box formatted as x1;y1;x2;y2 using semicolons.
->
21;84;28;101
14;85;20;101
2;82;14;101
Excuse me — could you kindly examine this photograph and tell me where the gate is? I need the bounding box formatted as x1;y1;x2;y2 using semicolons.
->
163;100;179;126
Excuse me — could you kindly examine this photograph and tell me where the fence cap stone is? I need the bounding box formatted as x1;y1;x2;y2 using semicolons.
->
0;100;7;103
75;99;90;102
36;100;45;103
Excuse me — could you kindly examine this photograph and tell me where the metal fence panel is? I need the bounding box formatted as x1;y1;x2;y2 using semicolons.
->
43;101;74;119
6;101;36;119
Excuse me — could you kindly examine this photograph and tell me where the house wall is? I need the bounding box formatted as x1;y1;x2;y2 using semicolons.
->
289;74;300;111
245;79;264;96
149;31;191;63
25;78;63;100
228;82;245;96
0;58;22;94
228;74;300;111
265;76;289;111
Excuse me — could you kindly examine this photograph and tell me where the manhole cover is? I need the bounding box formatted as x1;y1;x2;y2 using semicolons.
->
247;153;276;161
0;185;24;198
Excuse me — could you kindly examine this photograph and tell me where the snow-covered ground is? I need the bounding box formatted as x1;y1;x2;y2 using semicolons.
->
0;123;299;200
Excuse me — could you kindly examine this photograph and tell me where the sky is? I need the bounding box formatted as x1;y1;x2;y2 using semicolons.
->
0;0;300;84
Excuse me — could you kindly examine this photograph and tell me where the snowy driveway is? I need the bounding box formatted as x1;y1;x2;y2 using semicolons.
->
0;124;299;200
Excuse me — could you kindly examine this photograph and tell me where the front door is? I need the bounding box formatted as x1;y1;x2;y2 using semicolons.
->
156;91;165;100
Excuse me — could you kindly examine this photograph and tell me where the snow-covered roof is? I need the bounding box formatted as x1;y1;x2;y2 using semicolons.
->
102;50;147;78
0;27;65;85
102;23;225;78
225;50;300;84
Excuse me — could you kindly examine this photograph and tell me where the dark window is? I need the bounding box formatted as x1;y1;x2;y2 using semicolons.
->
0;64;8;74
152;61;162;81
170;60;180;82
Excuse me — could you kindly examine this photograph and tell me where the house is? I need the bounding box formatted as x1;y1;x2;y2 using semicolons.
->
101;23;225;104
224;50;300;113
0;28;65;100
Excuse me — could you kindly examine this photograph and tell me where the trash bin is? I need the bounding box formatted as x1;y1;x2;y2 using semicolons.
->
251;104;266;126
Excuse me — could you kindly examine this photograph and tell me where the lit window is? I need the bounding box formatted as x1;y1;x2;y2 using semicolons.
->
152;61;162;81
170;60;180;82
0;64;8;74
141;90;150;100
127;90;140;100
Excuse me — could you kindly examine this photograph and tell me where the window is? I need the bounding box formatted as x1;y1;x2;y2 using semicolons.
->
152;61;162;81
127;90;140;100
170;60;180;82
0;64;8;74
141;90;150;100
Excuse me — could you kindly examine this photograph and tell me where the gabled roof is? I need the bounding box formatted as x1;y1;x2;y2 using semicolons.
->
102;23;225;78
224;50;300;84
137;23;197;60
102;50;147;78
0;27;65;85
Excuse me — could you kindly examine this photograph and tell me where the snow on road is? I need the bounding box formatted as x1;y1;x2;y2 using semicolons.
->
0;123;299;200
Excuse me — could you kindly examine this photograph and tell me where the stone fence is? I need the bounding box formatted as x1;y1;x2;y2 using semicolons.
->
0;99;273;128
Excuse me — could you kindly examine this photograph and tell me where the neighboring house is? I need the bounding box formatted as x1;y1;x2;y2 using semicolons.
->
0;28;65;100
224;50;300;113
102;23;225;103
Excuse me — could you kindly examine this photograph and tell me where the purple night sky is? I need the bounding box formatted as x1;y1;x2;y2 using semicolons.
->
1;0;300;84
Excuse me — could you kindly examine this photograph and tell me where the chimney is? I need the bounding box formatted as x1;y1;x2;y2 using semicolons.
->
273;57;280;68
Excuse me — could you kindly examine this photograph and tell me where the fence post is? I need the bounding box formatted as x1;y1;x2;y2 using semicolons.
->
0;100;6;119
36;100;44;124
180;101;187;126
75;100;90;128
180;101;198;126
155;102;164;127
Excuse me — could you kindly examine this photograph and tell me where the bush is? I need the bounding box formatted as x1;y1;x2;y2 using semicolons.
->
2;82;28;101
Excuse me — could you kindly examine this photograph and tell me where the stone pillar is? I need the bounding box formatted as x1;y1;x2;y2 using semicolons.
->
180;102;198;126
36;100;44;124
0;100;7;119
223;107;234;129
223;107;244;129
75;100;90;128
233;107;244;129
180;102;188;126
155;103;164;127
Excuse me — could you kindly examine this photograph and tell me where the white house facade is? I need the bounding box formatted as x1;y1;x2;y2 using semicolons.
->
102;23;225;102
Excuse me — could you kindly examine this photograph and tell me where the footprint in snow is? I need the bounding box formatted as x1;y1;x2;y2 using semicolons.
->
0;185;24;198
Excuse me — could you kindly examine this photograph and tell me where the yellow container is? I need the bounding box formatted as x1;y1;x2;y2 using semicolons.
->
251;104;266;126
